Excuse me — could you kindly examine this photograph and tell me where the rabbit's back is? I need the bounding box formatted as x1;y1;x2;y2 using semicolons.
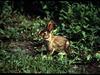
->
49;36;69;52
53;36;68;46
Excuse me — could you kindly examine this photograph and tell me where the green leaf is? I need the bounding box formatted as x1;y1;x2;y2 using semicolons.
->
76;26;80;31
82;31;86;37
87;54;92;60
95;53;100;59
43;5;47;9
0;29;5;35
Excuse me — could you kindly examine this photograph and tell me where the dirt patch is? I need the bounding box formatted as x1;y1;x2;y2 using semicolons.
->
7;40;45;55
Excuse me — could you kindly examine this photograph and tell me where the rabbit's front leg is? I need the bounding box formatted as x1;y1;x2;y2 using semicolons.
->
50;49;55;55
47;43;55;55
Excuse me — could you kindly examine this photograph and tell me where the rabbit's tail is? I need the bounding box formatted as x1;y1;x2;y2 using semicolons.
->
64;40;70;53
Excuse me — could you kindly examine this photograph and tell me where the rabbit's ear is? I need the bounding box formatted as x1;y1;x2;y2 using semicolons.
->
47;20;56;31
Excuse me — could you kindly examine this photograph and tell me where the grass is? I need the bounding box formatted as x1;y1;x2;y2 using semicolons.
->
0;41;99;73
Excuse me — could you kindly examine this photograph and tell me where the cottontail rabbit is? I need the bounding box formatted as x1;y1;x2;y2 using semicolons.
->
38;20;70;55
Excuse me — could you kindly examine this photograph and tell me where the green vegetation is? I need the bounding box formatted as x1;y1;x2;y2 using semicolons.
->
0;1;100;74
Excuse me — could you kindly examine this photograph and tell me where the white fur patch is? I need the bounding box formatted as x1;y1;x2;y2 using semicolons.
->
58;52;66;55
66;41;69;45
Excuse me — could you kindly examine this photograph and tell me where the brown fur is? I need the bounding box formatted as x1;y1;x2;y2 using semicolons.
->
38;21;70;55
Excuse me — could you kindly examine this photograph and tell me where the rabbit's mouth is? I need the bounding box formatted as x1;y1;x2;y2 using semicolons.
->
43;35;50;39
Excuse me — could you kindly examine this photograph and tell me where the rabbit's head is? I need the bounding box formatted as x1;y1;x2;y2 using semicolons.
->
38;28;50;39
38;20;56;39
